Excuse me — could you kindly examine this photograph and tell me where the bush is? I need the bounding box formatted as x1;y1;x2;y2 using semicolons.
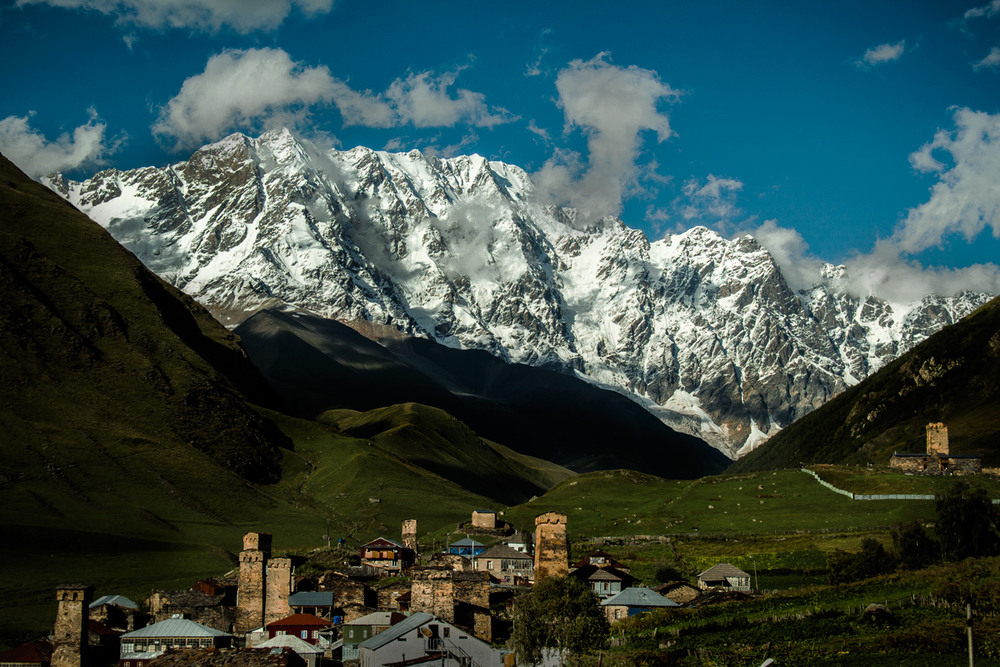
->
828;538;896;584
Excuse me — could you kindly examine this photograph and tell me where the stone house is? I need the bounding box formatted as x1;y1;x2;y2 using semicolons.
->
144;590;234;633
119;618;231;666
697;563;751;592
570;565;635;599
653;582;701;605
601;587;679;623
473;544;533;584
89;595;139;632
889;423;982;475
357;612;508;667
471;510;497;529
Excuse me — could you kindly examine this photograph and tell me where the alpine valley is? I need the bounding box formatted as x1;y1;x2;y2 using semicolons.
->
48;129;991;458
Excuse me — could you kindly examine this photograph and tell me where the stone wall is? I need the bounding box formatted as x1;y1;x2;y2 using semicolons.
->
471;511;496;529
410;569;455;623
926;422;950;456
401;519;418;554
264;558;293;625
146;591;235;632
236;545;268;634
889;454;982;475
53;584;92;667
533;512;568;580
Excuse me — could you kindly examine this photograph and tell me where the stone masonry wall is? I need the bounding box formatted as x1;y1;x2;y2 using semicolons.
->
264;558;293;625
410;569;455;623
236;533;271;634
533;512;568;580
926;422;950;456
401;519;417;554
52;585;92;667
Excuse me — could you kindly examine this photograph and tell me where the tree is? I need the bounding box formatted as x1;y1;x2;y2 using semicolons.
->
936;480;1000;560
891;521;939;570
510;575;610;665
827;538;896;584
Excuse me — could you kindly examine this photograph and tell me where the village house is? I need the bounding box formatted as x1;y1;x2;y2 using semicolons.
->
264;613;333;647
340;611;407;661
89;595;139;632
502;531;531;553
653;581;701;605
287;592;336;621
601;587;679;622
569;551;635;599
145;589;234;632
889;423;982;475
0;639;52;667
471;510;497;530
357;612;508;667
359;537;415;573
252;634;324;667
697;563;752;592
119;617;231;666
473;543;534;584
448;537;486;557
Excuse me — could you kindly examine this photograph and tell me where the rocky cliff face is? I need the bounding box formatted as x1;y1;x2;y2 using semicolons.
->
48;129;991;458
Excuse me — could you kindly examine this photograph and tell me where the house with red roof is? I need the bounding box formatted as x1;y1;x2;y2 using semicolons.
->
265;613;333;647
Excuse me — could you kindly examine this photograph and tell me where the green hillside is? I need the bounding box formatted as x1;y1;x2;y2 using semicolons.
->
731;295;1000;472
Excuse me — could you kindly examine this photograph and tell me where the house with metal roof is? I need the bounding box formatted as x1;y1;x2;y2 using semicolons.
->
341;611;407;661
0;639;52;667
287;591;336;620
448;537;486;557
360;537;415;573
358;612;507;667
472;544;533;584
601;587;679;622
697;563;752;592
119;618;231;666
254;634;325;667
265;613;333;647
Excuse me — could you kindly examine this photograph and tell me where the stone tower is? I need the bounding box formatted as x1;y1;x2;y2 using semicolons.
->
236;532;272;634
264;557;293;625
533;512;569;580
402;519;418;555
52;584;92;667
927;422;950;456
410;568;455;623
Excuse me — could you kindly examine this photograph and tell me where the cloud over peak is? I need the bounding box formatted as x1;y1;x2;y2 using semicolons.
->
533;53;680;220
0;110;111;178
153;48;514;151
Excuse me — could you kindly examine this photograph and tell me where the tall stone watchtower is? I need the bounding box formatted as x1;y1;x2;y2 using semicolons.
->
926;422;950;456
52;584;92;667
264;557;293;625
533;512;569;580
401;519;418;555
236;532;272;634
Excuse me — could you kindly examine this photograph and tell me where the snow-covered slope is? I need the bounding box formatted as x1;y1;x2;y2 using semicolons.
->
48;129;991;458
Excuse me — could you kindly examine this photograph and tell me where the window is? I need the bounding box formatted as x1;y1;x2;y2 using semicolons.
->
486;560;493;569
301;630;308;639
443;627;450;638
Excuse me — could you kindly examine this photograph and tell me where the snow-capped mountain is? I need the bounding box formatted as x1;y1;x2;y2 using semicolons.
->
47;129;991;458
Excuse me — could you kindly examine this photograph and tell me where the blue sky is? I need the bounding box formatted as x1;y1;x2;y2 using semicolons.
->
2;0;999;300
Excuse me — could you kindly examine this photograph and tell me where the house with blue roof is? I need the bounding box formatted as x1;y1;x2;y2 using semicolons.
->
601;587;679;622
448;537;486;557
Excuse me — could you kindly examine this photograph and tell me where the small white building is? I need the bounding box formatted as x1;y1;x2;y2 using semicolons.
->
358;612;508;667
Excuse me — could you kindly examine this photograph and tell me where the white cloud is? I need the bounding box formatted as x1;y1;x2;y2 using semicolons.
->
383;69;515;129
153;48;339;150
0;110;111;178
749;109;1000;301
15;0;333;33
154;49;513;150
533;53;680;220
857;40;906;68
964;0;1000;20
895;107;1000;254
973;46;1000;70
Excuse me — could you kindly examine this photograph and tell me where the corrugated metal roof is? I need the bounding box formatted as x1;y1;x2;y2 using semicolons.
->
345;611;397;626
267;613;332;628
450;538;484;547
601;587;679;608
359;612;433;651
121;618;228;639
288;591;335;606
90;594;138;609
256;634;324;654
698;563;750;580
476;544;531;560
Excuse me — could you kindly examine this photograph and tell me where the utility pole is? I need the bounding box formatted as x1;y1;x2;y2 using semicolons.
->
967;602;975;667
